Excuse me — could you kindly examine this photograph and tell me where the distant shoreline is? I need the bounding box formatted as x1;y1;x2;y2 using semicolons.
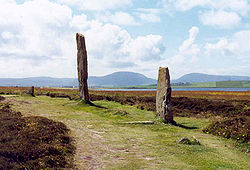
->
90;87;250;92
102;80;250;89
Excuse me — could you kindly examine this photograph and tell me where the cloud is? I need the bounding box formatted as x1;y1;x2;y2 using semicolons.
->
154;26;201;79
0;0;77;78
95;11;139;26
84;23;131;61
204;38;235;56
80;21;165;79
70;14;89;30
110;12;139;26
202;65;250;77
168;0;250;28
136;8;161;23
0;0;165;78
199;10;241;28
210;0;250;17
84;22;165;63
174;0;250;15
139;13;161;23
179;26;199;51
57;0;132;11
136;8;162;14
0;0;73;60
126;34;165;61
1;31;15;40
165;28;250;79
174;0;209;11
107;61;136;68
205;30;250;59
170;26;200;64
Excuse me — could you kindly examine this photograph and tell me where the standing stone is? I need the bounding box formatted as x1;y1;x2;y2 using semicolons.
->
27;86;35;97
156;67;174;123
76;33;90;102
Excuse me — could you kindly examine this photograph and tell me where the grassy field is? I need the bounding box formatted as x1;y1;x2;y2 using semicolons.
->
1;86;250;100
1;94;249;169
243;81;250;88
183;82;216;88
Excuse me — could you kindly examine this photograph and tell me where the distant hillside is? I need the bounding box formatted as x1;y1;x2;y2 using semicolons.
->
0;72;156;87
88;72;156;87
1;72;249;87
0;77;77;87
173;73;250;83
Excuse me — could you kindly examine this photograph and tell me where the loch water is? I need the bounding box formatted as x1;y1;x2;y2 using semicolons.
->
91;88;250;91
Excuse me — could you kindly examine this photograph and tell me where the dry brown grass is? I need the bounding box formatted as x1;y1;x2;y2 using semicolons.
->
1;86;249;100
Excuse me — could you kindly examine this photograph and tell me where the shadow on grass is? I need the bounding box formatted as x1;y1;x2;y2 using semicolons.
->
168;120;199;129
173;122;199;129
78;100;108;109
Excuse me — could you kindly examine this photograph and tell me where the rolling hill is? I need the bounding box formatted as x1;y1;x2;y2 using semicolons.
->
0;72;156;87
0;77;77;87
0;72;249;87
88;72;156;87
173;73;250;83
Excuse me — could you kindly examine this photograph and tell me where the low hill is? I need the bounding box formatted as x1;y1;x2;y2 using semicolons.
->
0;77;77;87
1;72;249;87
173;73;250;83
0;72;156;87
88;72;156;87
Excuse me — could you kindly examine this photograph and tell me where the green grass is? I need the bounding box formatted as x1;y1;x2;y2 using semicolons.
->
7;96;250;169
185;82;216;88
242;81;250;88
216;81;243;88
110;84;157;89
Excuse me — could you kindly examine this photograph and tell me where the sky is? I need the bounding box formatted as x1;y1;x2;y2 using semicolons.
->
0;0;250;79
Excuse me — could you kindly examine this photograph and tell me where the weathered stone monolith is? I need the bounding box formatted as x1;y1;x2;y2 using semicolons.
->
76;33;90;102
156;67;173;123
27;86;35;97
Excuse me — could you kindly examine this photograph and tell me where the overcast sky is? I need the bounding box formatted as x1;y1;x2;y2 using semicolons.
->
0;0;250;79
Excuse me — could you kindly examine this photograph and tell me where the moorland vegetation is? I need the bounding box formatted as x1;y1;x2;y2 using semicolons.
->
0;87;249;169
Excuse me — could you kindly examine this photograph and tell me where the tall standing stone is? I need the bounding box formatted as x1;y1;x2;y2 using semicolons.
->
156;67;174;123
27;86;35;97
76;33;90;102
